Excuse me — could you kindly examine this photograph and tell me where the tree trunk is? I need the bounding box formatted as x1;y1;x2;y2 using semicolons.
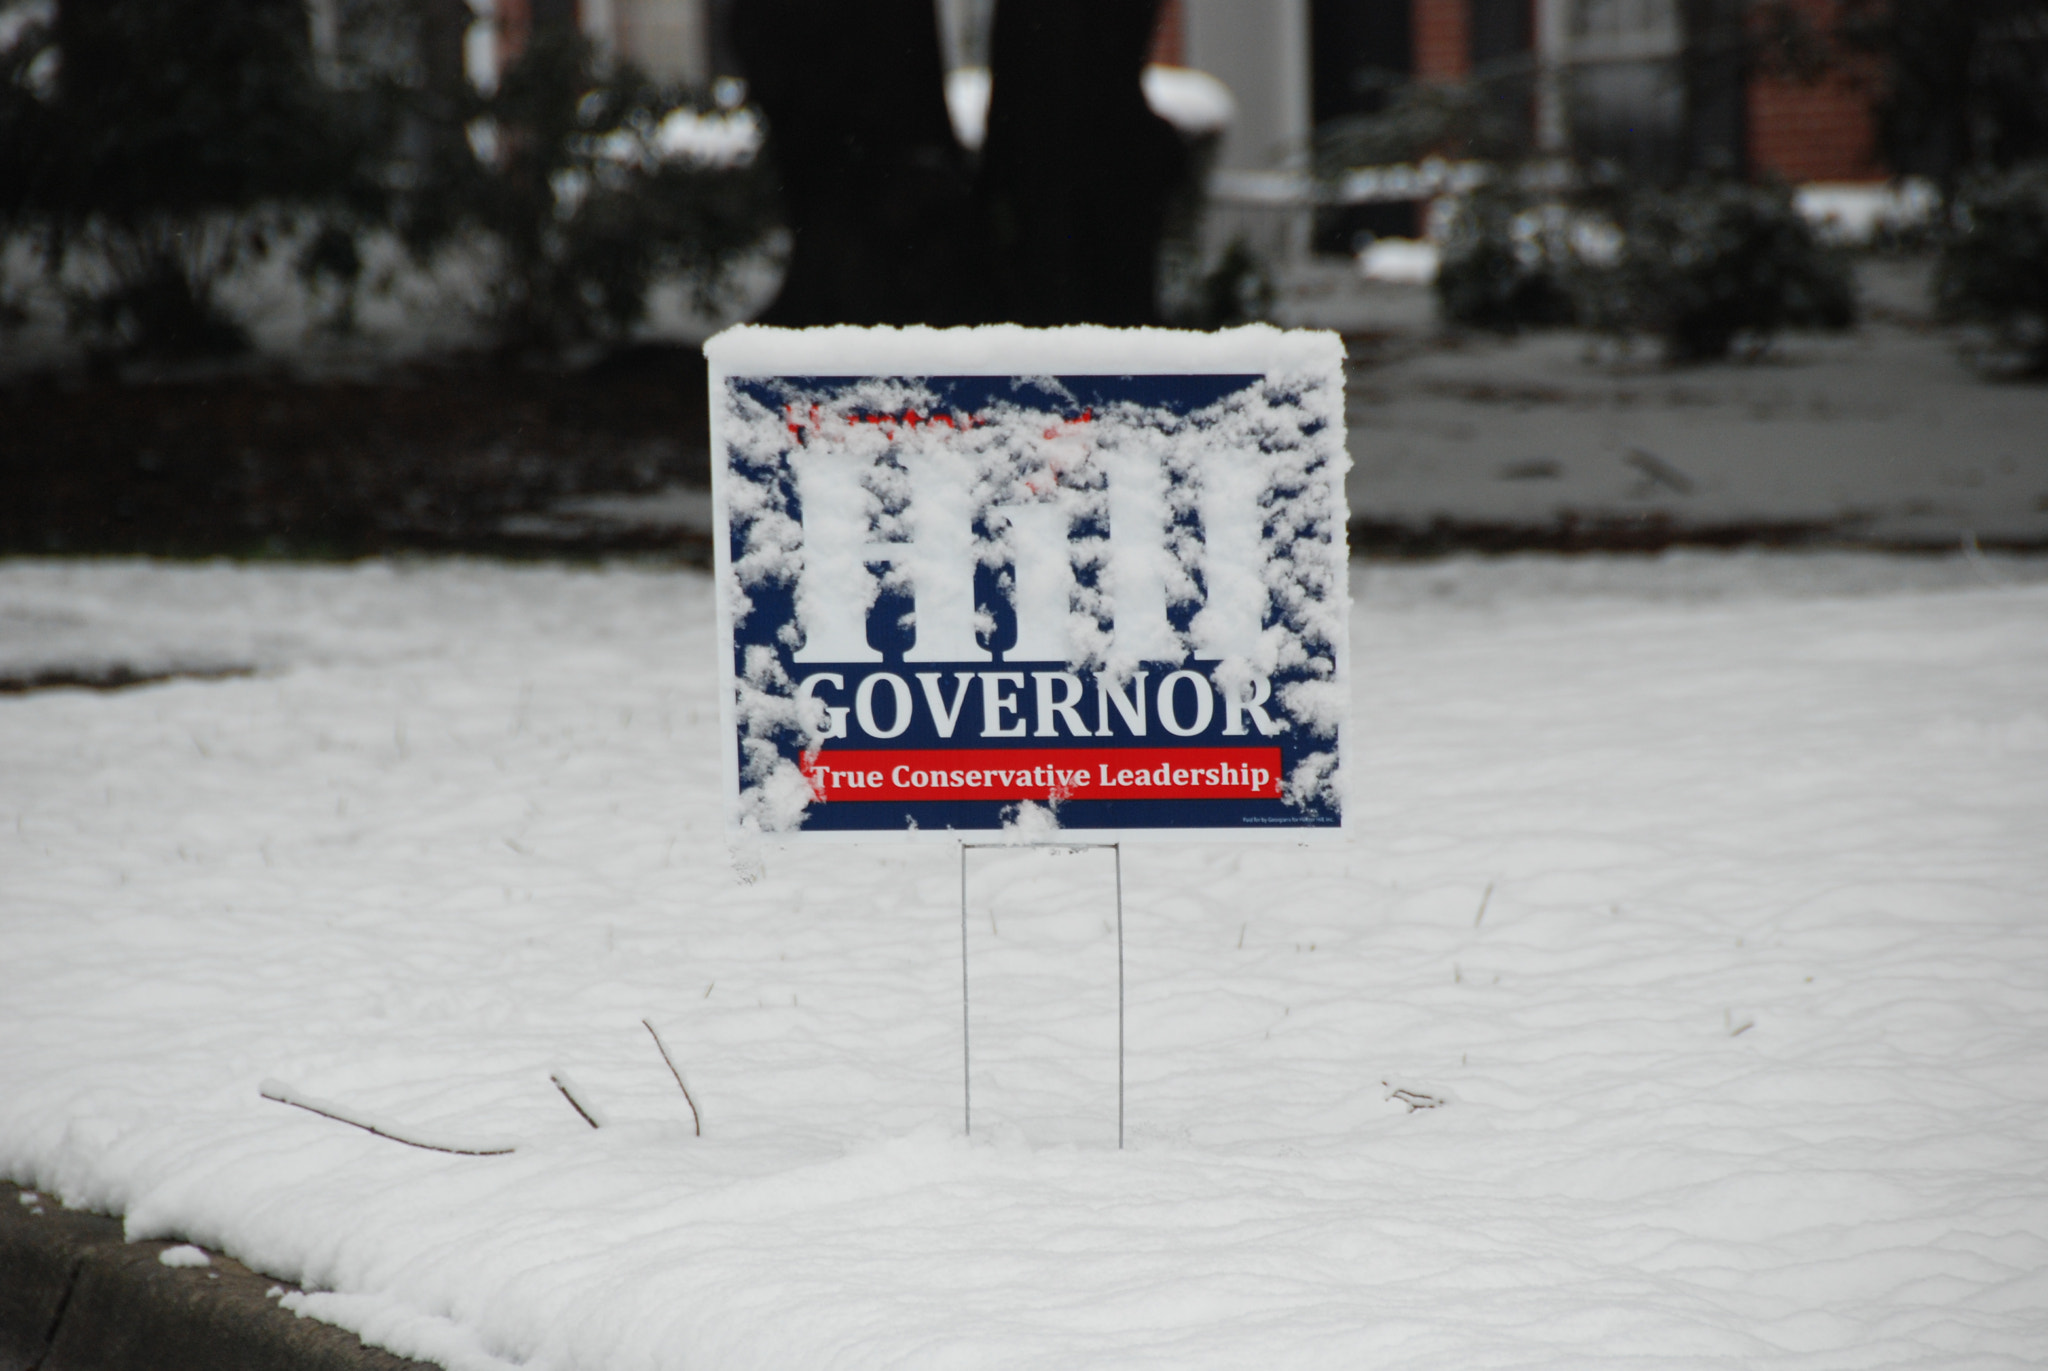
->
976;0;1184;326
731;0;980;326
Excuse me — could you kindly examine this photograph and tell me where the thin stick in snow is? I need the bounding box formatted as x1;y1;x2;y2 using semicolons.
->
258;1080;517;1156
550;1070;605;1129
642;1019;701;1136
1384;1081;1446;1112
1961;531;2006;587
1474;882;1493;927
1624;448;1695;494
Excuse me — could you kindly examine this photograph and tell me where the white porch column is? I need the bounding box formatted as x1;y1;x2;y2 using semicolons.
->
1182;0;1309;174
1535;0;1574;154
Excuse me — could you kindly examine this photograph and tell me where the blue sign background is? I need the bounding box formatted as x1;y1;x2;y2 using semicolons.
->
721;373;1344;836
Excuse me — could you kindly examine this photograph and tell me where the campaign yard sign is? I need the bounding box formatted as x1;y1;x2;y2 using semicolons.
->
705;324;1350;840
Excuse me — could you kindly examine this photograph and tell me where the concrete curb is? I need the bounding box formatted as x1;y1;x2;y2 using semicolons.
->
2;1181;435;1371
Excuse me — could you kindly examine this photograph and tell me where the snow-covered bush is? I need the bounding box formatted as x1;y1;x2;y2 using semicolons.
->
0;0;366;359
1177;238;1272;329
0;2;773;363
1433;186;1581;332
1589;180;1856;363
1936;161;2048;376
403;30;774;354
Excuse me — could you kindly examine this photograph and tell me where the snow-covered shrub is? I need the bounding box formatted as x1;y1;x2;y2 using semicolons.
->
1192;239;1273;328
1433;186;1581;332
0;2;773;362
0;0;366;359
1590;180;1856;363
1936;161;2048;376
388;29;775;355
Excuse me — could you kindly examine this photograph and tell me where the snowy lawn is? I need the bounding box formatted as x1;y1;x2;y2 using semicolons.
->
3;553;2046;1370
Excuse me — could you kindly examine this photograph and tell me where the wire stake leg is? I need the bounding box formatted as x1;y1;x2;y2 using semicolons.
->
960;842;971;1137
958;841;1125;1148
1114;842;1124;1151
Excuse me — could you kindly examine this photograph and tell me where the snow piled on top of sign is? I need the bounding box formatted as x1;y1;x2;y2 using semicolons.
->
704;324;1344;378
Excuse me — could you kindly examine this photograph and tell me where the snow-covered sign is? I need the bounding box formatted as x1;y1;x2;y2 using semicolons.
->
704;325;1350;840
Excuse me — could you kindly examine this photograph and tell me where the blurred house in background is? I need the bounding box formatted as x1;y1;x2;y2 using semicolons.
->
1185;0;1880;182
304;0;731;94
432;0;724;89
495;0;723;85
407;1;1886;192
1410;0;1879;185
1189;0;1884;262
300;0;1892;286
310;2;1886;172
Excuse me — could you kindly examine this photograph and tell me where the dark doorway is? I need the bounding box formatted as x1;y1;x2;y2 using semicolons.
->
1310;0;1417;254
1685;0;1747;177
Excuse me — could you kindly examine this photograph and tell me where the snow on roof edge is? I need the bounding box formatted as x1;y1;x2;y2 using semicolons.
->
704;324;1344;377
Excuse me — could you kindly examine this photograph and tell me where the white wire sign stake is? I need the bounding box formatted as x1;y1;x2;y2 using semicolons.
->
959;842;1124;1147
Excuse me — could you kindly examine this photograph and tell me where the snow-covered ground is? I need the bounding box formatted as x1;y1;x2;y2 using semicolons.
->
4;553;2047;1369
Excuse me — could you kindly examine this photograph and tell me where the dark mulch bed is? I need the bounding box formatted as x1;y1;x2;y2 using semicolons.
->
1343;514;1846;558
1;344;712;560
9;340;2003;563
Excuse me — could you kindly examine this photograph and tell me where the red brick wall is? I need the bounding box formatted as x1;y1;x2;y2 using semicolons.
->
1150;0;1185;66
1748;0;1883;181
1414;0;1470;80
1749;76;1882;181
493;0;582;67
496;0;530;63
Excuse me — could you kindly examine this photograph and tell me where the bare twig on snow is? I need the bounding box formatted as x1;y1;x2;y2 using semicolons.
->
550;1070;605;1129
642;1019;702;1136
258;1079;517;1156
1383;1081;1446;1113
1624;448;1695;494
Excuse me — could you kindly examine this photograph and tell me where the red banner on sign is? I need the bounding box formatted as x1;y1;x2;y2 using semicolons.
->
800;747;1284;802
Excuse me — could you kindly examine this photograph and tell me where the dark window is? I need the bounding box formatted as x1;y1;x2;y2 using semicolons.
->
1312;0;1413;127
1469;0;1533;148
